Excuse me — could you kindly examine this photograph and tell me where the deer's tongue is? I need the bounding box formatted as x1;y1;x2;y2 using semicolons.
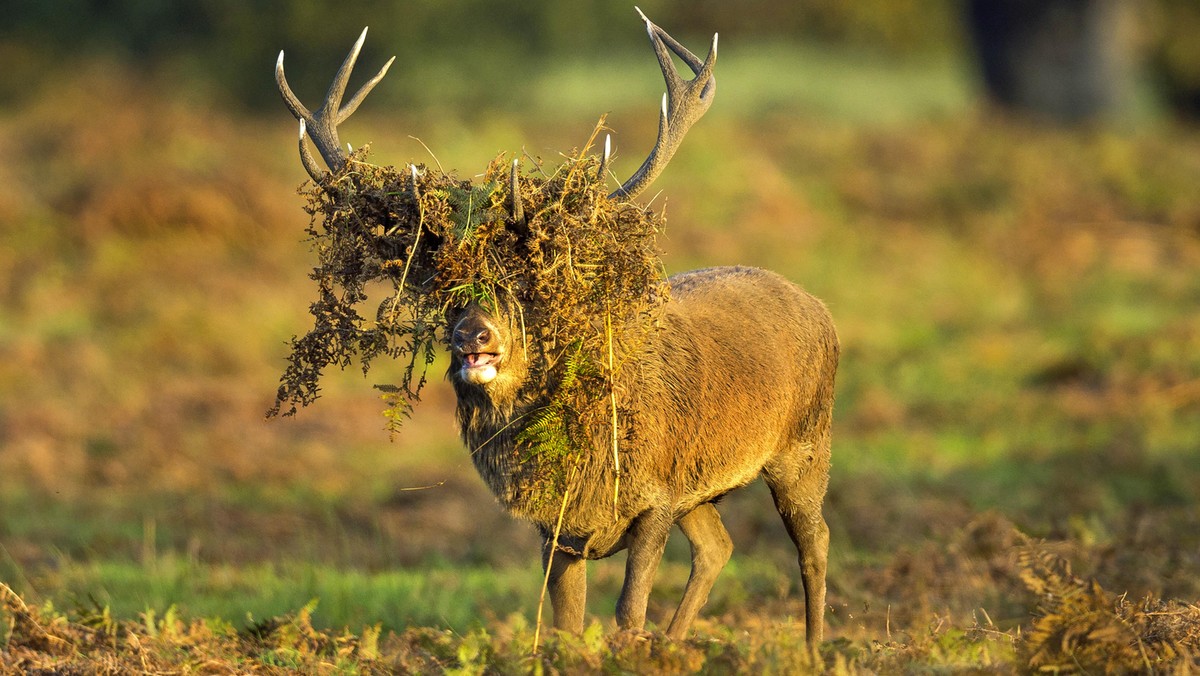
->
465;353;498;367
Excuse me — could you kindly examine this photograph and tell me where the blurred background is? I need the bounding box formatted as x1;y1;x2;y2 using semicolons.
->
1;0;1198;638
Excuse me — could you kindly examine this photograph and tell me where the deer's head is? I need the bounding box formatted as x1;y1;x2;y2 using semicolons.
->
272;10;715;414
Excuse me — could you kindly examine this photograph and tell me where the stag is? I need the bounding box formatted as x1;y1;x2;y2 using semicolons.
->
275;11;838;644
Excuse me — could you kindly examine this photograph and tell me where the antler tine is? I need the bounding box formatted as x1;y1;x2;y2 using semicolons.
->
323;27;368;118
297;120;323;182
611;9;718;201
275;27;394;181
337;40;396;125
596;134;612;182
510;159;525;226
509;159;533;242
276;51;311;122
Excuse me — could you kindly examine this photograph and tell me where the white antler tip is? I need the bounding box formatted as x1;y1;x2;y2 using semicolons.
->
276;51;284;69
347;143;353;153
604;134;611;157
349;26;368;57
635;6;653;36
410;164;418;180
713;33;719;53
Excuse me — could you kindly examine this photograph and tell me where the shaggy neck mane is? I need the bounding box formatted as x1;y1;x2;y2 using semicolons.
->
452;370;543;516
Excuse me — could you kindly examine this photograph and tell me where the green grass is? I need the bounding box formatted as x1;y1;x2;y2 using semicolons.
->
16;554;813;636
42;558;539;633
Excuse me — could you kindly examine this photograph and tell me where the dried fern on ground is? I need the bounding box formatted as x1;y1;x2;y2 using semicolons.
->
1017;546;1200;673
2;585;389;674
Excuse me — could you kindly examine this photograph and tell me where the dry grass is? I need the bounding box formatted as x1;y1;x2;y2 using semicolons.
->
8;545;1196;673
1018;548;1200;672
2;61;1200;672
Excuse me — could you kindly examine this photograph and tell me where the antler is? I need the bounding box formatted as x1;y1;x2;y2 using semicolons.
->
509;159;529;237
609;8;718;201
276;27;396;182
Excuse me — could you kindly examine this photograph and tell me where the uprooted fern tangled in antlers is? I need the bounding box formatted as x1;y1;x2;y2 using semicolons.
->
268;12;715;478
268;135;671;448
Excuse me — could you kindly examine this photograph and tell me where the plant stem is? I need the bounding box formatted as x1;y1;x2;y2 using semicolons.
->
533;462;579;653
606;307;620;521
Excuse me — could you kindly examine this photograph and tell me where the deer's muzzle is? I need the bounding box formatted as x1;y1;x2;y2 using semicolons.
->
452;310;505;385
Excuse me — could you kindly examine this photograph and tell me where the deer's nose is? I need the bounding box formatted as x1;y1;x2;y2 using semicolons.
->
455;327;491;346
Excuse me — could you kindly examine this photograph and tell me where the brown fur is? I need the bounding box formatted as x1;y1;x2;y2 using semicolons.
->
448;265;838;643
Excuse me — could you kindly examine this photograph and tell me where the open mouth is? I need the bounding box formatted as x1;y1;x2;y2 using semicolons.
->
460;352;501;384
463;353;500;368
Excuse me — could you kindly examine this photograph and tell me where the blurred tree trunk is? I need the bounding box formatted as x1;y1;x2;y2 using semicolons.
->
1149;0;1200;119
965;0;1133;122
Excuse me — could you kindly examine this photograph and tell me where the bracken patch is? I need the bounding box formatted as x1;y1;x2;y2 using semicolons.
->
268;129;669;482
1017;546;1200;673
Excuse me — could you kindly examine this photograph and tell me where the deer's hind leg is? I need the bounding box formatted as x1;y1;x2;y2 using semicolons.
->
763;429;832;645
665;502;733;639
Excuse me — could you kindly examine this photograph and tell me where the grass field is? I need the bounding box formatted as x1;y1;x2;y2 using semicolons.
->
2;44;1200;672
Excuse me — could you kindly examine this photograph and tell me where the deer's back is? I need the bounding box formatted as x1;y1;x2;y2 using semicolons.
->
624;265;838;514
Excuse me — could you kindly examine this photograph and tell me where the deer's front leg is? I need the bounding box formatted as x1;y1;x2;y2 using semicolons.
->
615;508;672;630
543;538;587;632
